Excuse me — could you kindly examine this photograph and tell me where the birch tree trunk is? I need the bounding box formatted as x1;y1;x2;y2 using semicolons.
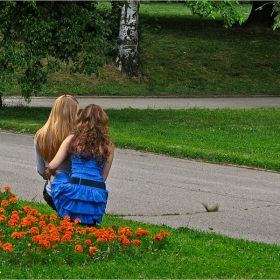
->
115;0;142;81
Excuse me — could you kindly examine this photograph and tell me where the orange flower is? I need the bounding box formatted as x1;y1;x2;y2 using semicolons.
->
9;197;17;204
49;214;58;220
40;214;48;221
74;218;81;224
153;234;163;242
8;219;18;227
135;228;150;236
0;208;5;213
29;227;40;235
89;246;97;255
63;215;71;222
2;242;13;252
39;221;46;227
75;244;84;253
84;239;92;245
4;186;11;192
61;232;72;242
22;205;32;212
52;244;59;249
119;235;131;246
132;239;141;245
39;239;51;248
85;226;96;233
118;226;133;236
161;230;170;237
1;200;9;206
12;231;26;239
0;215;7;223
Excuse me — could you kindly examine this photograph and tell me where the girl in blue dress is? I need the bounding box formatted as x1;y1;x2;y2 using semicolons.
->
45;104;114;225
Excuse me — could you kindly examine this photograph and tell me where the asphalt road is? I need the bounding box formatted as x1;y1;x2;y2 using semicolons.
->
1;97;280;246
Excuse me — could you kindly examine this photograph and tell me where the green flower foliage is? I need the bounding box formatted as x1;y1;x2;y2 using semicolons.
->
0;1;115;101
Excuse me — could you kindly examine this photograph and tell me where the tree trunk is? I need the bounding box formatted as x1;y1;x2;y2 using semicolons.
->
244;1;276;28
115;0;143;81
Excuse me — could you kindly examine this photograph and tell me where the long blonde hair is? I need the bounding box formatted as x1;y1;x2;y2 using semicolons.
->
35;94;79;162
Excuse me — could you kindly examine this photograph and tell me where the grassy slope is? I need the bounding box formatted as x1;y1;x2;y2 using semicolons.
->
5;2;280;97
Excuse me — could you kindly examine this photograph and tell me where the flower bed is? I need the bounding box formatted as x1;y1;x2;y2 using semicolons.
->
0;186;169;265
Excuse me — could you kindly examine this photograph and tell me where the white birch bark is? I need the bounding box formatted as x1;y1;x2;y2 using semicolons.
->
115;0;142;80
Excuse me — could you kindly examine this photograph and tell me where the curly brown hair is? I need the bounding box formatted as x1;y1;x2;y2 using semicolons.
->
69;104;111;164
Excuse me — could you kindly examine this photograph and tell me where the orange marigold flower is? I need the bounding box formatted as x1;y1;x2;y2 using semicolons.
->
132;239;141;245
39;239;51;248
89;246;97;255
12;231;26;239
119;235;131;246
1;200;9;207
74;218;81;224
85;226;96;233
0;208;5;213
75;244;84;253
118;226;133;236
49;214;58;220
22;205;31;212
153;234;163;242
160;230;170;237
121;238;131;246
39;221;46;227
8;219;18;227
32;234;43;243
29;227;39;235
9;197;17;204
4;186;11;191
2;242;13;252
0;215;7;223
40;214;48;221
61;232;72;242
135;228;150;236
63;215;71;222
85;239;92;245
52;244;59;249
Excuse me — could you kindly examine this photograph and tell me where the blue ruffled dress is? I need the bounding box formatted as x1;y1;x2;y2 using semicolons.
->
51;155;108;225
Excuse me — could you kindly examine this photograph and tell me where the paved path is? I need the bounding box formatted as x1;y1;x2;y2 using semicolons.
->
1;97;280;246
4;96;280;109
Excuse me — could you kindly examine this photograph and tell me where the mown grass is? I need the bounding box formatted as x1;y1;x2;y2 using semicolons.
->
1;106;280;172
3;2;280;97
1;199;280;279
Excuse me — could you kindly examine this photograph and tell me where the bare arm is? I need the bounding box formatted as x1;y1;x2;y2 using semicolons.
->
46;135;73;178
34;144;48;180
101;142;114;181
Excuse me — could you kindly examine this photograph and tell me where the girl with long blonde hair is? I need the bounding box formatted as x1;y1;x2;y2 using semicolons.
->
34;94;79;209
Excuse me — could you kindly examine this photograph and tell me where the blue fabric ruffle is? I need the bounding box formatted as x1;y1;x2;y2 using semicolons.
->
51;172;108;225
